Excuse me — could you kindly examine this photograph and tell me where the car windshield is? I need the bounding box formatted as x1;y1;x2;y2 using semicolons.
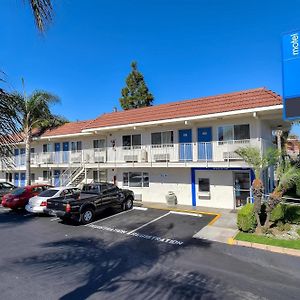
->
38;189;59;197
10;188;26;196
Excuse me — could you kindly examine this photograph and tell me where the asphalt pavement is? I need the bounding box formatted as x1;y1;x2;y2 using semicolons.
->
0;206;300;300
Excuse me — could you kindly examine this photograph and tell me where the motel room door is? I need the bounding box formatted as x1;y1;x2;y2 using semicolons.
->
179;129;193;161
198;127;212;160
233;172;251;208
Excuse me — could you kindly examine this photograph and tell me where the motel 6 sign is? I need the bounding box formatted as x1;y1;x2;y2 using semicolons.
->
282;30;300;120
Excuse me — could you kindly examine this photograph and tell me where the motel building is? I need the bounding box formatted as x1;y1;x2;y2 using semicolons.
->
0;88;289;210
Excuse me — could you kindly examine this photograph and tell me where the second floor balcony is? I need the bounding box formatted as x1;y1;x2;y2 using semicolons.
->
7;138;273;169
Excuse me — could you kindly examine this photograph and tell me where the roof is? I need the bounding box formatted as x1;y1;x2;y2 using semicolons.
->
84;88;282;130
42;120;93;137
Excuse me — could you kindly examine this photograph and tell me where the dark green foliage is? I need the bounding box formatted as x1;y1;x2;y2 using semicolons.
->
285;205;300;224
237;203;257;232
120;61;154;110
270;203;285;223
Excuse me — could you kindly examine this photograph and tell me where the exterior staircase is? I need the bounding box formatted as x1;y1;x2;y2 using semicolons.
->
59;167;86;187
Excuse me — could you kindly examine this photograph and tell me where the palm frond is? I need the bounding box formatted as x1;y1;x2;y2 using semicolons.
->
29;0;53;33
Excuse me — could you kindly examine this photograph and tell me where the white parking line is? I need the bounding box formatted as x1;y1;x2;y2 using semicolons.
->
50;217;60;221
170;211;202;217
127;212;171;234
132;207;148;211
84;209;133;226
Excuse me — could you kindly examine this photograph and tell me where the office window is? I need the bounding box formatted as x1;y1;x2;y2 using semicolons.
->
93;139;105;150
198;178;210;192
218;124;250;143
123;172;149;187
122;134;141;149
151;131;173;146
71;141;82;152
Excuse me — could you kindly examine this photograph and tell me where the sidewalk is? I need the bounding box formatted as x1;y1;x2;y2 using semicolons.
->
138;201;238;244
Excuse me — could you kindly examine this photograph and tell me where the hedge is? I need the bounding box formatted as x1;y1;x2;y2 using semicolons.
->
237;203;257;232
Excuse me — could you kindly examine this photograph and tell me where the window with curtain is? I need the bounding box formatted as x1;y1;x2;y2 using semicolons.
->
151;131;173;147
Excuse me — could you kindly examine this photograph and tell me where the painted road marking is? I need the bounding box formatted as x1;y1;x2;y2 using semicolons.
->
50;217;60;221
170;211;202;217
127;211;171;234
132;207;148;211
87;223;184;245
84;209;133;226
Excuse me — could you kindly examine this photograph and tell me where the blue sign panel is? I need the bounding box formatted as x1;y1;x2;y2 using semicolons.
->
282;30;300;120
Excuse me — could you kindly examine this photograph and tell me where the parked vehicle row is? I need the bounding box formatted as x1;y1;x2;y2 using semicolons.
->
0;182;134;224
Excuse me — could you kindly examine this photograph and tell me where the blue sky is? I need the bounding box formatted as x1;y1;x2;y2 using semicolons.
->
1;0;300;134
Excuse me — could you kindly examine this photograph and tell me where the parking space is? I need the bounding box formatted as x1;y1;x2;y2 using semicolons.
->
86;207;216;246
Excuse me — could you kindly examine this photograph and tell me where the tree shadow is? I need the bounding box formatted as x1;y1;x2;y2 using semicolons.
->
0;209;37;228
12;229;220;299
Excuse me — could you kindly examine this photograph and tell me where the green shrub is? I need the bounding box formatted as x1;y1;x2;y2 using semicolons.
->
237;203;257;232
270;203;285;223
285;205;300;224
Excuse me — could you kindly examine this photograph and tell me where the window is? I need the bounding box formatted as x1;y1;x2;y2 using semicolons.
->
122;134;141;149
123;172;149;187
71;141;82;152
218;124;250;143
93;139;105;150
43;144;51;153
31;173;35;182
198;178;210;193
43;170;50;181
93;170;107;182
151;131;173;147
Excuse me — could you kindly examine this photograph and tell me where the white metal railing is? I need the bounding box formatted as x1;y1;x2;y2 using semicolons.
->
9;139;273;167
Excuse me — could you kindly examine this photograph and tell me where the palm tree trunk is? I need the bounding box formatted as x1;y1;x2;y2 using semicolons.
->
25;129;32;186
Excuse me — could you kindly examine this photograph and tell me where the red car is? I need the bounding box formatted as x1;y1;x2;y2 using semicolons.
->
2;184;53;210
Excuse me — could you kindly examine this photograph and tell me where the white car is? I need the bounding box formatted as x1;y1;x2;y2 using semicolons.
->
25;186;81;214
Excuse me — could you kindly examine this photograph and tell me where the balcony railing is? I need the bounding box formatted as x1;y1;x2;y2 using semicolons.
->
9;139;273;167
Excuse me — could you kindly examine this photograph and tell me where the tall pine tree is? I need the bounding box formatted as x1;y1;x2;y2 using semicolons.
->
120;61;154;110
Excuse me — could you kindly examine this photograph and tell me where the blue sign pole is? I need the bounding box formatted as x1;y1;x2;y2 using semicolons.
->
282;30;300;120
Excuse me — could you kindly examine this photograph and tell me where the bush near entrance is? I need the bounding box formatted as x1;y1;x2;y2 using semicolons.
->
237;203;257;232
271;203;300;224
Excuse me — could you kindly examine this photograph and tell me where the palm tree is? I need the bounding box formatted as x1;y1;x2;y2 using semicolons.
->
11;89;66;185
264;161;300;228
235;146;279;230
28;0;53;33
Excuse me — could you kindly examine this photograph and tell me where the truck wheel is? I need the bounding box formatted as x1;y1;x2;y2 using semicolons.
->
80;207;95;224
122;197;133;211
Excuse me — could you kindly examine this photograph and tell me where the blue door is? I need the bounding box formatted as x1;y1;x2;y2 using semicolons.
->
179;129;193;161
20;148;25;166
198;127;213;160
14;149;19;167
54;170;61;187
54;143;61;163
62;142;69;163
20;173;26;187
14;173;19;187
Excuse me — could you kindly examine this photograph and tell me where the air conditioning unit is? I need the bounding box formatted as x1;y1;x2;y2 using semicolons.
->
94;155;105;163
223;152;241;160
124;155;138;162
42;153;52;164
71;152;82;163
154;153;170;162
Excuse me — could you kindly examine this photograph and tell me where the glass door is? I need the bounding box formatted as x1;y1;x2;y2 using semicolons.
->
234;172;251;208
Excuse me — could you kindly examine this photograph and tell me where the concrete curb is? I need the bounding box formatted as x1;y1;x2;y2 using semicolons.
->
232;239;300;257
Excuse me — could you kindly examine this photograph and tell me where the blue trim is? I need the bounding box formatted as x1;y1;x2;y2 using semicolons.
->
191;167;253;207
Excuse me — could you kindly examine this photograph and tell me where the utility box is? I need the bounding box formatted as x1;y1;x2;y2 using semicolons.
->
166;191;177;206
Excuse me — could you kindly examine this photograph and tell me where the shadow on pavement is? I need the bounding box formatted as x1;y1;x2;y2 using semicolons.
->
13;231;223;299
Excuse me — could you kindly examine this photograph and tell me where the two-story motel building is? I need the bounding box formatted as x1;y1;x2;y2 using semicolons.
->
0;88;287;209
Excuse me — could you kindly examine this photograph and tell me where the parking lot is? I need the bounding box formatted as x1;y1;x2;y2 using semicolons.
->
1;205;300;300
84;207;216;246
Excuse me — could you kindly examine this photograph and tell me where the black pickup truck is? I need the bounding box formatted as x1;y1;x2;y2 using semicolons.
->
45;183;134;224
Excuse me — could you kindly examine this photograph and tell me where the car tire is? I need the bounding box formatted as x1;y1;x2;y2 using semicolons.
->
80;207;95;224
122;197;133;211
